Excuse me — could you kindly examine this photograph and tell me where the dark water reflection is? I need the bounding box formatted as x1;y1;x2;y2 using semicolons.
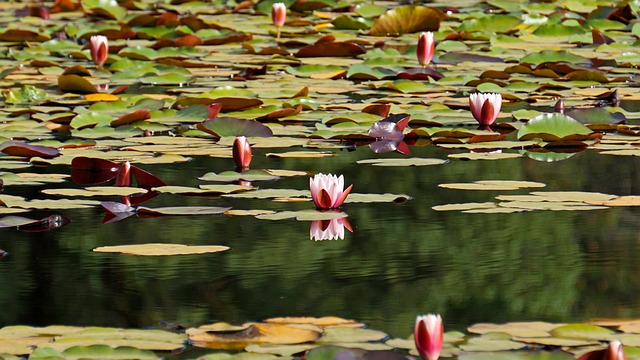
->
1;144;639;339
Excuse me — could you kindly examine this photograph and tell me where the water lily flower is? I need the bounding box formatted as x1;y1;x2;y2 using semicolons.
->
309;173;353;210
310;217;353;241
233;136;252;169
469;92;502;126
414;314;443;360
272;2;286;39
417;32;435;68
578;340;626;360
90;35;109;67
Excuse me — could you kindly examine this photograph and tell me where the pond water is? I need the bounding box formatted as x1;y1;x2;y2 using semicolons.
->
1;140;639;341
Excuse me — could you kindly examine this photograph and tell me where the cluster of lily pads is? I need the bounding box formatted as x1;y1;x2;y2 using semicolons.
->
1;316;640;360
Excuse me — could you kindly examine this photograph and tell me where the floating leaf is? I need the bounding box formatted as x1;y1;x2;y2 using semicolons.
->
93;244;230;256
0;141;59;159
198;117;273;138
187;323;322;350
517;114;593;142
439;181;546;191
356;158;448;166
136;206;232;216
369;6;444;36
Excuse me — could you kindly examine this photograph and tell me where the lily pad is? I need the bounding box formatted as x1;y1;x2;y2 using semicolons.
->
517;113;593;142
93;244;230;256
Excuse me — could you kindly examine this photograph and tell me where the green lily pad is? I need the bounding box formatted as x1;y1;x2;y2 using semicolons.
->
517;113;593;141
30;345;159;359
550;324;615;340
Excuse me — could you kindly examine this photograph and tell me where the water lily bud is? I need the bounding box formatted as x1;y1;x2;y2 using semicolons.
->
414;314;443;360
309;173;353;210
233;136;252;169
272;2;287;27
469;93;502;126
417;32;435;67
90;35;109;67
578;340;626;360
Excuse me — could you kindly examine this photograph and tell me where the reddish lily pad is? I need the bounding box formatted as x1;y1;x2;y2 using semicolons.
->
0;141;60;159
295;42;366;58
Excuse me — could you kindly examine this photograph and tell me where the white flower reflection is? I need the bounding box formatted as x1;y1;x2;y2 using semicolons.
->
310;217;353;241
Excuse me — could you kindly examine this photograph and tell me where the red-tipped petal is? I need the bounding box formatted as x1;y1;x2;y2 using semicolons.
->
316;189;334;210
479;100;496;126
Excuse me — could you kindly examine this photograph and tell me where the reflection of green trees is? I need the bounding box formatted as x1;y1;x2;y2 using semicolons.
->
0;146;638;339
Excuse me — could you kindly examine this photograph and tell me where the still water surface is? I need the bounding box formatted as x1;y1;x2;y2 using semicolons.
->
1;143;639;340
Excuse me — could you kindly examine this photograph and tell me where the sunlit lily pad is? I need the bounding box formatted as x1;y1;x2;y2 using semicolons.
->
356;158;448;166
256;210;348;221
42;187;147;197
187;323;321;350
93;244;230;256
439;181;546;191
517;113;594;142
369;6;444;36
199;170;276;183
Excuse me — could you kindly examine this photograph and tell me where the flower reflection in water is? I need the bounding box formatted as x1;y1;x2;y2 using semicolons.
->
310;217;353;241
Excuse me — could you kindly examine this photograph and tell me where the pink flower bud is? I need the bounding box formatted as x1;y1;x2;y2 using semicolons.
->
414;314;443;360
578;340;626;360
233;136;252;169
272;2;287;27
469;92;502;126
417;32;435;67
309;173;352;210
90;35;109;67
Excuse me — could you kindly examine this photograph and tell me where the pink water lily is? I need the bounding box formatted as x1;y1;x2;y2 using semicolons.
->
417;32;435;68
233;136;252;169
272;2;286;39
309;173;352;210
578;340;626;360
469;92;502;126
414;314;443;360
90;35;109;67
310;217;353;241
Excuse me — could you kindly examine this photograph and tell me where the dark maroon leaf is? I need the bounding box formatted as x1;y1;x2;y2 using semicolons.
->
295;42;366;58
591;29;614;45
71;156;119;185
255;105;303;121
362;104;391;117
207;103;222;119
198;117;274;138
17;215;71;232
233;65;267;81
397;67;445;80
130;165;167;188
0;141;60;159
111;109;151;127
